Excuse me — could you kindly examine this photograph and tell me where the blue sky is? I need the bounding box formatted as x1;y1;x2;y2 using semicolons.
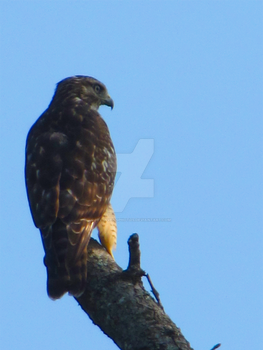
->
0;1;262;349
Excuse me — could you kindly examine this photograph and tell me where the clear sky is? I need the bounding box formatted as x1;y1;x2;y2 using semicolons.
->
0;1;262;349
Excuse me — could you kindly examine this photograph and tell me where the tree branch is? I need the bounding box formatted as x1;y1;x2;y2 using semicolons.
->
75;234;193;350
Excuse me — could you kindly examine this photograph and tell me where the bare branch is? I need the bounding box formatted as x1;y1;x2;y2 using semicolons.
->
75;234;193;349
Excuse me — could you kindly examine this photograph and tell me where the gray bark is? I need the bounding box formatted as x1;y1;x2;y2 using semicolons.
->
75;234;194;350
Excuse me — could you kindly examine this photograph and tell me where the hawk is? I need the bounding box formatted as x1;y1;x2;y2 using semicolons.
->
25;76;117;299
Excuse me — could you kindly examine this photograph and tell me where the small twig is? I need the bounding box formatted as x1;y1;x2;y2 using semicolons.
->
210;344;221;350
145;273;164;311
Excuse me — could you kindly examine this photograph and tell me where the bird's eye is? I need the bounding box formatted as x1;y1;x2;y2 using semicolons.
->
94;85;102;94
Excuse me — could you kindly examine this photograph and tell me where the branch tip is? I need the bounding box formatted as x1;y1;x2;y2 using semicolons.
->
127;233;141;271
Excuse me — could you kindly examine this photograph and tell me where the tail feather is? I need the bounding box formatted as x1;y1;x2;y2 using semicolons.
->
44;257;70;299
68;248;88;297
41;219;90;299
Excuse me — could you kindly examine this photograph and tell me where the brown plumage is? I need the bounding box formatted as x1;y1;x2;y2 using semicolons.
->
25;76;117;299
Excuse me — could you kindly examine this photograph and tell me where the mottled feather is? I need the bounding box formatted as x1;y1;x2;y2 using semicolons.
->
25;76;117;299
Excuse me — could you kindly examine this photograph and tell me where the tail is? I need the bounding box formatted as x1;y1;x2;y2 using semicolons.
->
41;219;92;299
43;249;88;299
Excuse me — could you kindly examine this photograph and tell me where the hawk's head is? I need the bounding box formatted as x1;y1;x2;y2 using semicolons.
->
51;76;114;110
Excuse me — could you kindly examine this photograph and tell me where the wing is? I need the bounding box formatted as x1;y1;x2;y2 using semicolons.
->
25;104;116;298
26;105;116;256
26;125;65;229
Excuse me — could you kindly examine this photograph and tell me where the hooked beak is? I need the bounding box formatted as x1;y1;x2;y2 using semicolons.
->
103;96;114;110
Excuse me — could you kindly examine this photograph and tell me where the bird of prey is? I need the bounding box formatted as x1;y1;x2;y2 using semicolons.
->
25;76;117;299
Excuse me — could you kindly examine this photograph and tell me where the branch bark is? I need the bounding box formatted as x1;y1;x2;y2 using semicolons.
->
75;234;193;350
